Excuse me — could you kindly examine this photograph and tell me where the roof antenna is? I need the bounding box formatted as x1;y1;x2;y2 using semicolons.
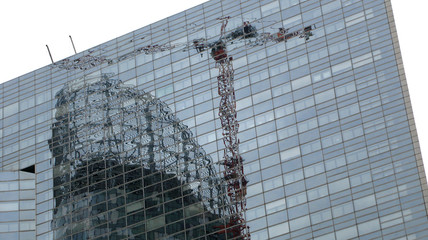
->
46;45;54;63
69;35;77;54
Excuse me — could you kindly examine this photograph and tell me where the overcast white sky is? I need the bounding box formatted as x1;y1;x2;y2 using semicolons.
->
0;0;427;177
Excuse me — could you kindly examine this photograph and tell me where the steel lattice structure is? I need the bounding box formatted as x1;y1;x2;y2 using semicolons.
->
213;17;250;239
53;20;314;72
50;75;232;239
48;16;316;239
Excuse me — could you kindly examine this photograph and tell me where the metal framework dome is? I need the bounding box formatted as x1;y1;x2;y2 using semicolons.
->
49;74;231;239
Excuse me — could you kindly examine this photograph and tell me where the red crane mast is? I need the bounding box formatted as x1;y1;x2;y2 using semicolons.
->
213;16;250;239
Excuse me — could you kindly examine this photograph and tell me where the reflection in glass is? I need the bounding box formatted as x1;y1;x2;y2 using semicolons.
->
49;74;231;239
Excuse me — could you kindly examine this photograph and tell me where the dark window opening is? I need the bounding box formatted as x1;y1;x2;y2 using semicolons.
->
21;165;35;174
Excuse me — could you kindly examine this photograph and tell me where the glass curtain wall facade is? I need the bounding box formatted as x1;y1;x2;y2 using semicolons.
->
1;0;428;239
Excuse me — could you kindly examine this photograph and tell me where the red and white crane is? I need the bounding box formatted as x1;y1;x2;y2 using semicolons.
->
53;16;317;239
212;16;250;239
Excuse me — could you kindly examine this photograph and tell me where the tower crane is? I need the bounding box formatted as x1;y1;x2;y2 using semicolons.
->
53;19;315;71
211;16;250;239
51;16;317;239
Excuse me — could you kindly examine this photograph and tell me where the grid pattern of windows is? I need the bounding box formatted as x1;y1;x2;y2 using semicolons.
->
0;0;428;239
47;76;231;239
0;172;35;240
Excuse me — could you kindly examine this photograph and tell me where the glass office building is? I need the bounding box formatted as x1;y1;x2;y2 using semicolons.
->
1;0;428;239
